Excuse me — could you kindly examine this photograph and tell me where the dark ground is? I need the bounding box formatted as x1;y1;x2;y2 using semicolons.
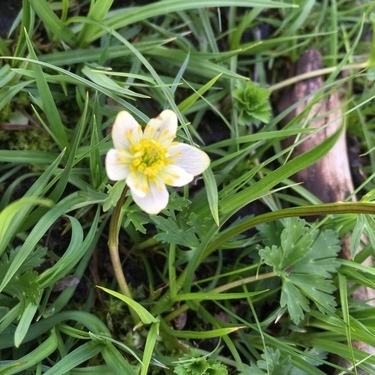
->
0;0;22;37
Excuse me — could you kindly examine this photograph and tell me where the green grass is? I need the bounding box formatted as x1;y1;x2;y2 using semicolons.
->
1;0;375;374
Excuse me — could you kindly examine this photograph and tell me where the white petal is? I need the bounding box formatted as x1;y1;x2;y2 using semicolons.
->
105;149;131;180
126;172;148;198
159;165;193;187
112;111;141;150
144;110;177;145
168;143;210;176
131;181;169;214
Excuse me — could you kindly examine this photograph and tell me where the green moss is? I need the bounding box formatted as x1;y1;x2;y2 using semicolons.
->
0;128;54;152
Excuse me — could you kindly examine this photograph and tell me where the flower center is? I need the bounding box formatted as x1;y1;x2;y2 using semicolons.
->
130;138;169;178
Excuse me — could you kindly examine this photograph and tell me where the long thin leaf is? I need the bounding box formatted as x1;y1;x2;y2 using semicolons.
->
87;0;295;44
0;150;56;164
178;73;222;113
161;320;244;339
43;341;104;375
24;31;70;150
0;310;110;350
98;286;159;325
0;192;90;292
203;168;219;226
3;56;149;123
220;126;344;214
0;331;57;375
28;0;75;45
141;322;159;375
14;297;41;348
101;342;138;375
36;215;83;288
0;198;52;257
77;0;114;46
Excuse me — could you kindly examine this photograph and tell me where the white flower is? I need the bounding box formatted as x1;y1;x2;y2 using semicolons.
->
105;110;210;214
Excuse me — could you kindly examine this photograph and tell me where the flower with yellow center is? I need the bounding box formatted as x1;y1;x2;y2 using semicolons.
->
105;110;210;214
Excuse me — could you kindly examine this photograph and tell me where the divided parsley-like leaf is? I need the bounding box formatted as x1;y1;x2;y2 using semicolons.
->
259;218;340;324
0;246;46;304
173;351;228;375
248;347;292;375
280;280;310;325
124;211;148;234
152;216;200;248
152;212;213;250
103;180;126;212
257;220;284;247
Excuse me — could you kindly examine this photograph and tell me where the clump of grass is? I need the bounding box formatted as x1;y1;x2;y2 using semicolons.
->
0;1;375;374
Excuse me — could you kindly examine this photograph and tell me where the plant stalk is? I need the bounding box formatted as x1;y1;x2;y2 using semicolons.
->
108;187;139;324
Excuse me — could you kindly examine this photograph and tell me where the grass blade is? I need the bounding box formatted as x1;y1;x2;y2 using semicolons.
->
28;0;75;45
24;30;70;150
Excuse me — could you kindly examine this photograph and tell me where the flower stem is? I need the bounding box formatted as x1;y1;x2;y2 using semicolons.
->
108;187;139;324
168;243;177;299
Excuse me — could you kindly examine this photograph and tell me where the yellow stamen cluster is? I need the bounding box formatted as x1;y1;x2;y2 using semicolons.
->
130;138;170;179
